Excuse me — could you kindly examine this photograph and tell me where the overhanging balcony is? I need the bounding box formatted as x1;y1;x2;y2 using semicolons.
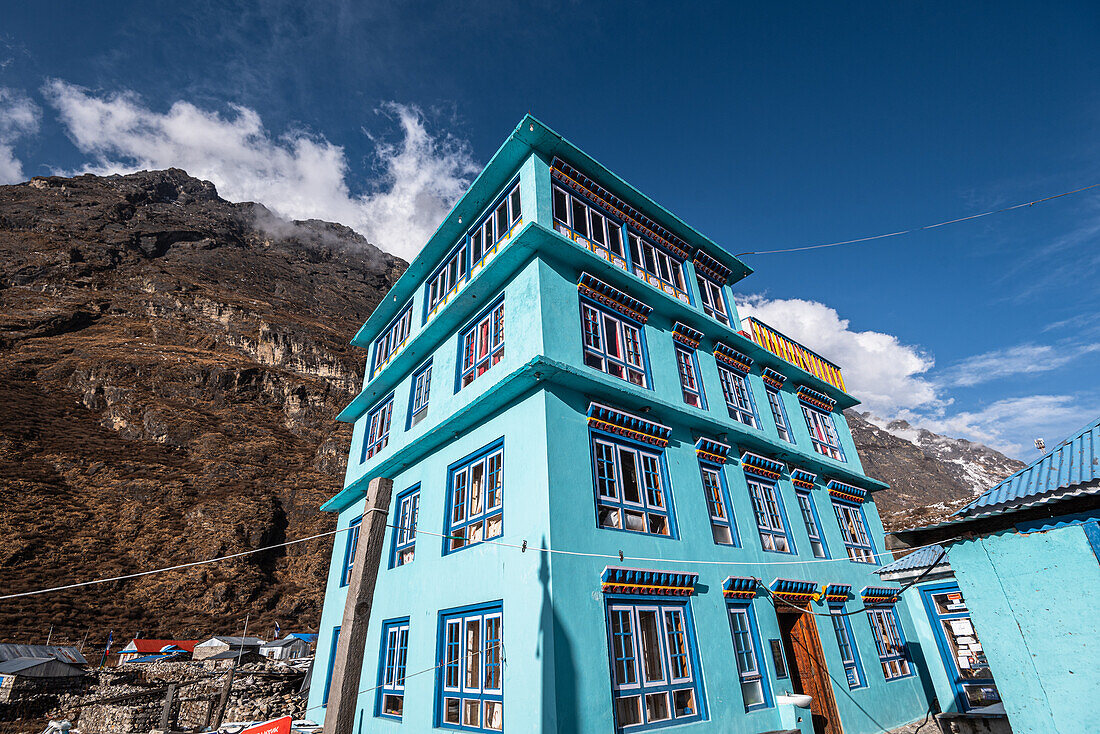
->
742;317;846;393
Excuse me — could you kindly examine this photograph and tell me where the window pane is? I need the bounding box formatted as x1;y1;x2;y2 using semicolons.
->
553;188;568;223
619;447;641;503
571;197;588;237
465;618;481;689
637;610;665;683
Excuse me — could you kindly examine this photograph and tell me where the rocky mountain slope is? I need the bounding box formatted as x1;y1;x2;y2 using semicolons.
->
0;170;402;644
0;169;1020;645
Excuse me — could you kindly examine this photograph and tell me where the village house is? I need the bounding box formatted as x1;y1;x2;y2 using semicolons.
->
0;644;87;705
304;116;933;734
192;636;266;661
260;633;317;661
116;639;198;665
896;416;1100;734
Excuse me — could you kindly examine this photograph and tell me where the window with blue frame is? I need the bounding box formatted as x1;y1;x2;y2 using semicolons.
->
322;625;341;706
606;600;703;730
829;606;865;689
628;231;688;296
361;394;394;462
833;502;876;563
745;478;792;553
340;516;362;587
458;298;505;389
766;387;793;443
591;432;674;537
695;275;730;326
407;359;432;429
581;300;649;388
675;346;705;408
390;486;419;568
717;364;758;428
803;405;845;461
370;304;412;380
700;464;737;546
795;491;828;558
438;602;503;731
444;440;504;553
868;608;912;680
726;603;770;711
553;185;626;260
376;618;409;719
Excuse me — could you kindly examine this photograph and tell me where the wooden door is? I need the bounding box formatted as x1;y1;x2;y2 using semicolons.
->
778;608;844;734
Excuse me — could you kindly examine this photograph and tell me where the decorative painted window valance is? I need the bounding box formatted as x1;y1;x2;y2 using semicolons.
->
695;437;731;464
672;321;703;350
740;451;786;481
714;342;753;374
692;249;732;284
761;367;787;390
770;579;819;605
797;385;836;412
861;586;900;607
790;468;817;490
827;479;867;504
578;272;652;324
601;567;697;596
821;584;852;603
587;402;672;447
552;158;692;261
723;576;759;600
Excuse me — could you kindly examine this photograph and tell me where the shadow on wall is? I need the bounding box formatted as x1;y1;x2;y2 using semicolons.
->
906;640;942;714
538;539;579;733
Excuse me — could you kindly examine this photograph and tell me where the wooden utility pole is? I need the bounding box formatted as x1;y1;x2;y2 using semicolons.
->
324;477;393;734
158;683;177;732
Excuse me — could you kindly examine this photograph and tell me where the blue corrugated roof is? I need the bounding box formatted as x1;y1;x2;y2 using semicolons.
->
958;416;1100;517
875;545;948;575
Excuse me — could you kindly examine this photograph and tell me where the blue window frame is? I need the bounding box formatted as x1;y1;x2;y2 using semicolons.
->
726;602;771;711
745;478;793;554
796;491;828;559
370;303;412;380
376;618;410;719
829;605;866;689
437;602;503;732
458;298;504;390
581;299;650;388
833;501;876;563
802;405;846;461
919;583;1000;710
675;346;706;408
553;184;627;262
444;440;504;554
407;359;432;429
591;431;675;538
390;486;419;568
717;365;759;428
340;516;362;587
695;275;730;326
605;598;704;730
766;387;793;443
628;231;688;297
322;625;341;706
700;463;738;546
868;607;912;680
360;394;394;463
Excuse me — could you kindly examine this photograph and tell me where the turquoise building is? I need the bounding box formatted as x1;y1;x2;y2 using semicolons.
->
305;116;930;734
897;417;1100;734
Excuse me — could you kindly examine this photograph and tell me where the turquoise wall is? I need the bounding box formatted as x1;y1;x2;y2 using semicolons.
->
894;580;959;714
306;132;930;733
948;525;1100;733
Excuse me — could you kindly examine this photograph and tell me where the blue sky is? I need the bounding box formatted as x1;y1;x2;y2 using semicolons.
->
1;1;1097;459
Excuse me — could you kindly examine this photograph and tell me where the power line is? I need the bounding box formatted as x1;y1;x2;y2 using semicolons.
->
735;182;1100;257
0;516;952;602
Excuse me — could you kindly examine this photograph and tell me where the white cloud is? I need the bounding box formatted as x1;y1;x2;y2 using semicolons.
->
736;295;942;416
939;342;1100;387
0;87;41;184
42;80;478;260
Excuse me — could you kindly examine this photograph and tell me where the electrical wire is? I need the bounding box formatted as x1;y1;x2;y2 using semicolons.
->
735;182;1100;257
0;513;953;602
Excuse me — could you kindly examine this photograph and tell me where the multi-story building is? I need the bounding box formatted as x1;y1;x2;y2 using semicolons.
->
305;116;930;734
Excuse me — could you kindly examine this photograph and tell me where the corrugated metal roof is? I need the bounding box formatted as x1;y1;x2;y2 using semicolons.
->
0;644;87;665
959;416;1100;517
876;545;948;575
196;636;266;647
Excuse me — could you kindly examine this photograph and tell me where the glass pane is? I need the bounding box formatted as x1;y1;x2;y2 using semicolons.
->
619;448;641;503
509;187;521;222
741;679;764;707
673;689;696;718
463;699;480;727
484;700;503;730
615;696;642;726
553;188;568;223
648;514;669;536
599;506;621;529
590;210;606;244
637;611;665;683
624;510;645;532
444;697;460;724
645;692;670;722
712;524;733;545
607;226;623;256
382;694;403;716
470;462;484;515
571;197;588;237
465;619;481;689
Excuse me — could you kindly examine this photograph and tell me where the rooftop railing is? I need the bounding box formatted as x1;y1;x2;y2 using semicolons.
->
742;317;846;393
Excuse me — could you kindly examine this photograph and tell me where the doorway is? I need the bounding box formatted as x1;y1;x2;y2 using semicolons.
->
777;606;844;734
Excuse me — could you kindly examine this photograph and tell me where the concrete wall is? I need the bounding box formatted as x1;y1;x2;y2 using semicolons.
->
948;524;1100;734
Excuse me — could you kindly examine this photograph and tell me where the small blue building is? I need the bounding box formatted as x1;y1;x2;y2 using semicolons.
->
897;417;1100;734
306;116;931;733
